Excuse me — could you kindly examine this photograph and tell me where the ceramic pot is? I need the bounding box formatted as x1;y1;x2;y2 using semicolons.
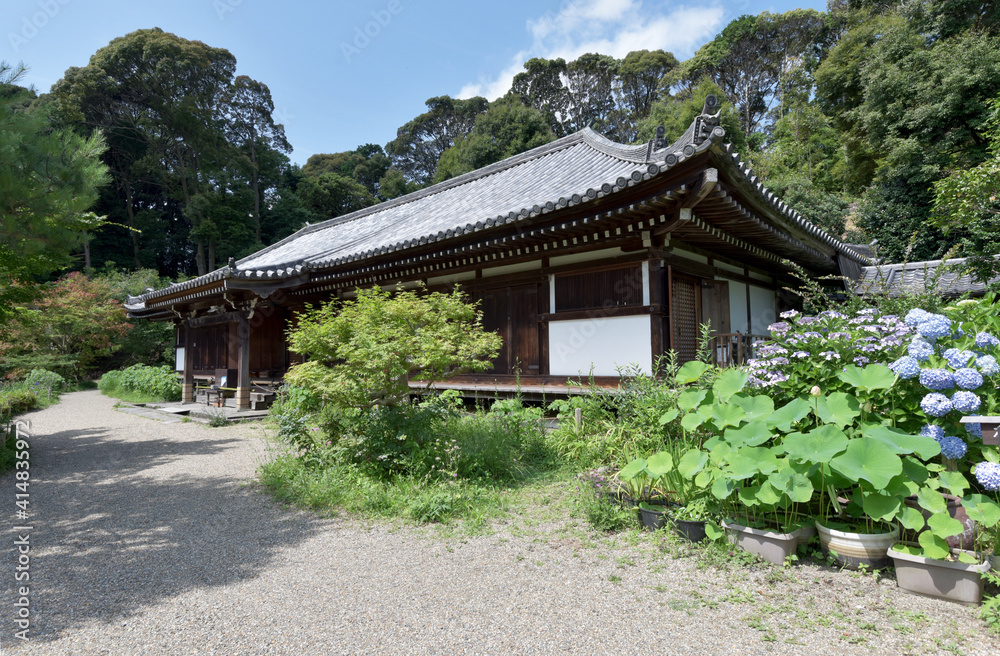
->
816;522;898;570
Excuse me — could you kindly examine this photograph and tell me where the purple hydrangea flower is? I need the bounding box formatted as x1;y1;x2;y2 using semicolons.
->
974;462;1000;492
854;356;870;366
768;322;791;334
921;393;953;417
908;337;935;362
953;368;984;390
791;351;809;359
890;356;921;379
779;310;800;319
905;308;933;327
857;308;879;316
974;332;1000;349
920;425;945;442
919;368;954;391
965;423;982;438
977;354;1000;376
829;332;851;340
940;436;968;460
819;351;840;361
820;310;847;319
917;314;952;339
802;331;824;341
951;390;981;414
797;316;819;325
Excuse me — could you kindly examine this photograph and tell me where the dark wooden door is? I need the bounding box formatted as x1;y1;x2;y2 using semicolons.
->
671;273;701;364
476;284;540;375
701;280;731;335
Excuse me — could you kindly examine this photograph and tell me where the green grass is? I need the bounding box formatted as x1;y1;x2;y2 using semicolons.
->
104;389;173;404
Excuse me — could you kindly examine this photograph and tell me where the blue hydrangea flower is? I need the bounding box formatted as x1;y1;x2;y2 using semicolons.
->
919;368;954;391
854;356;870;366
944;348;976;369
940;436;968;460
965;423;982;438
908;337;935;362
953;368;984;390
890;356;921;379
974;462;1000;492
917;314;952;339
977;354;1000;376
951;390;981;414
905;308;933;327
768;322;790;334
920;425;945;442
974;332;1000;349
921;393;953;417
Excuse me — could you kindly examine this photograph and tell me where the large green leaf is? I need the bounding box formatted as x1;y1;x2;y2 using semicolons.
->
837;364;897;392
767;470;814;504
738;485;761;507
962;494;1000;528
723;421;772;448
658;408;679;426
677;448;708;480
740;446;779;475
680;412;705;432
829;438;902;489
927;513;965;540
704;521;725;541
916;487;948;514
645;451;674;480
864;424;940;459
782;424;849;464
898;506;926;532
815;392;861;428
712;369;749;403
862;492;902;522
711;477;735;499
711;402;747;430
677;388;708;412
937;471;970;497
901;456;931;485
675;360;709;384
767;398;811;431
618;458;647;481
918;531;952;560
756;482;783;506
724;452;759;480
732;394;774;423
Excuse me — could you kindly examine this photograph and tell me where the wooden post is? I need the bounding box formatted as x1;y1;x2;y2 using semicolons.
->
235;313;251;410
181;321;195;403
962;417;1000;446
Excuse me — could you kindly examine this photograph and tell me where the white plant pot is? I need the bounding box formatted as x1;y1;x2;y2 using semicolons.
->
816;522;898;570
889;546;991;606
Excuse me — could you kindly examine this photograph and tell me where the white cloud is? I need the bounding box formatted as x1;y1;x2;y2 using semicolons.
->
458;0;725;100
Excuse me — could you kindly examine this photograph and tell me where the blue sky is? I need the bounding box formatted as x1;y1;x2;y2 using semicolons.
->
2;0;826;165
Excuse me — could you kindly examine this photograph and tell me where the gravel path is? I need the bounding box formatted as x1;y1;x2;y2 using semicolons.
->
2;390;998;655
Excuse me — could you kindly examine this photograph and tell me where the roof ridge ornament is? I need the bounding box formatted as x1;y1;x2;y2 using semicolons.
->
693;94;721;146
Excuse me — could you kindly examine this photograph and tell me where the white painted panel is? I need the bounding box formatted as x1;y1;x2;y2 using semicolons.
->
549;315;652;376
729;281;748;334
175;347;185;372
427;271;476;286
481;261;541;278
670;248;708;264
749;286;776;335
548;247;623;267
548;274;556;311
642;261;650;305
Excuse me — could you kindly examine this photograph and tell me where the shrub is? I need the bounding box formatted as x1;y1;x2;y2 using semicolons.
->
0;387;38;421
24;369;66;393
98;364;181;402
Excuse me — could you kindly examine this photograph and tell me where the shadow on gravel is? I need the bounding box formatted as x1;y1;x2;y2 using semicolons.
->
2;424;323;644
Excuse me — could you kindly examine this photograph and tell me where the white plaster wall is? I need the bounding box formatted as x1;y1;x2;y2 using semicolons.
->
548;247;624;267
749;286;776;335
728;281;749;334
175;347;185;371
549;315;652;376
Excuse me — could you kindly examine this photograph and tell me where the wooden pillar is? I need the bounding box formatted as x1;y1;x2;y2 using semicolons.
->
182;321;195;403
235;313;251;410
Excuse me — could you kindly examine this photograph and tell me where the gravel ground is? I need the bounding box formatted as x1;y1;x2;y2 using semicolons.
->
1;390;999;655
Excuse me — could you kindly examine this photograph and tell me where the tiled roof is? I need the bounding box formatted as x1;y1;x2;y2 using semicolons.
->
127;109;870;312
856;257;999;297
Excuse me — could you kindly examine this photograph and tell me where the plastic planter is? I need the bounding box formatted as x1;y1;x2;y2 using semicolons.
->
816;522;898;570
889;546;991;605
673;519;707;543
638;504;669;531
722;520;816;566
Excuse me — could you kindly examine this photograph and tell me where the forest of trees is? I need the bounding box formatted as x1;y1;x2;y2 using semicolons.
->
6;0;1000;292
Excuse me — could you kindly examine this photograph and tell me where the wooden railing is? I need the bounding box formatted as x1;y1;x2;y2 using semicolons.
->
707;333;770;367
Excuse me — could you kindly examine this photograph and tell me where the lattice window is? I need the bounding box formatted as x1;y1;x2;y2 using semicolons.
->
554;264;642;312
672;275;699;363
